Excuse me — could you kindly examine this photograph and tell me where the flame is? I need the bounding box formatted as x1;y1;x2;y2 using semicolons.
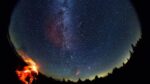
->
16;50;39;84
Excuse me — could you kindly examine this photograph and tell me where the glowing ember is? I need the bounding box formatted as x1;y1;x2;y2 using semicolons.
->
16;50;38;84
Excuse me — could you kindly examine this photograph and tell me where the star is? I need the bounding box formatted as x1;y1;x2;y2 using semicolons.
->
70;55;74;60
88;66;91;70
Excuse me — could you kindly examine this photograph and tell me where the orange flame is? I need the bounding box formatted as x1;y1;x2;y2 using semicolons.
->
16;50;39;84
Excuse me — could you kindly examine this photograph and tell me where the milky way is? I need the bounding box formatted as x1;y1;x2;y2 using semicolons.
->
9;0;141;82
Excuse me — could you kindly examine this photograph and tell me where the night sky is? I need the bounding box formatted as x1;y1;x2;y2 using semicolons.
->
9;0;141;82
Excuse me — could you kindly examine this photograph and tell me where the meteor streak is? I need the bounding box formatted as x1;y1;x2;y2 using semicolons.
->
16;50;39;84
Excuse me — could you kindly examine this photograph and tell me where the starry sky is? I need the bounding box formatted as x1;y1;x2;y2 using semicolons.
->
9;0;141;82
